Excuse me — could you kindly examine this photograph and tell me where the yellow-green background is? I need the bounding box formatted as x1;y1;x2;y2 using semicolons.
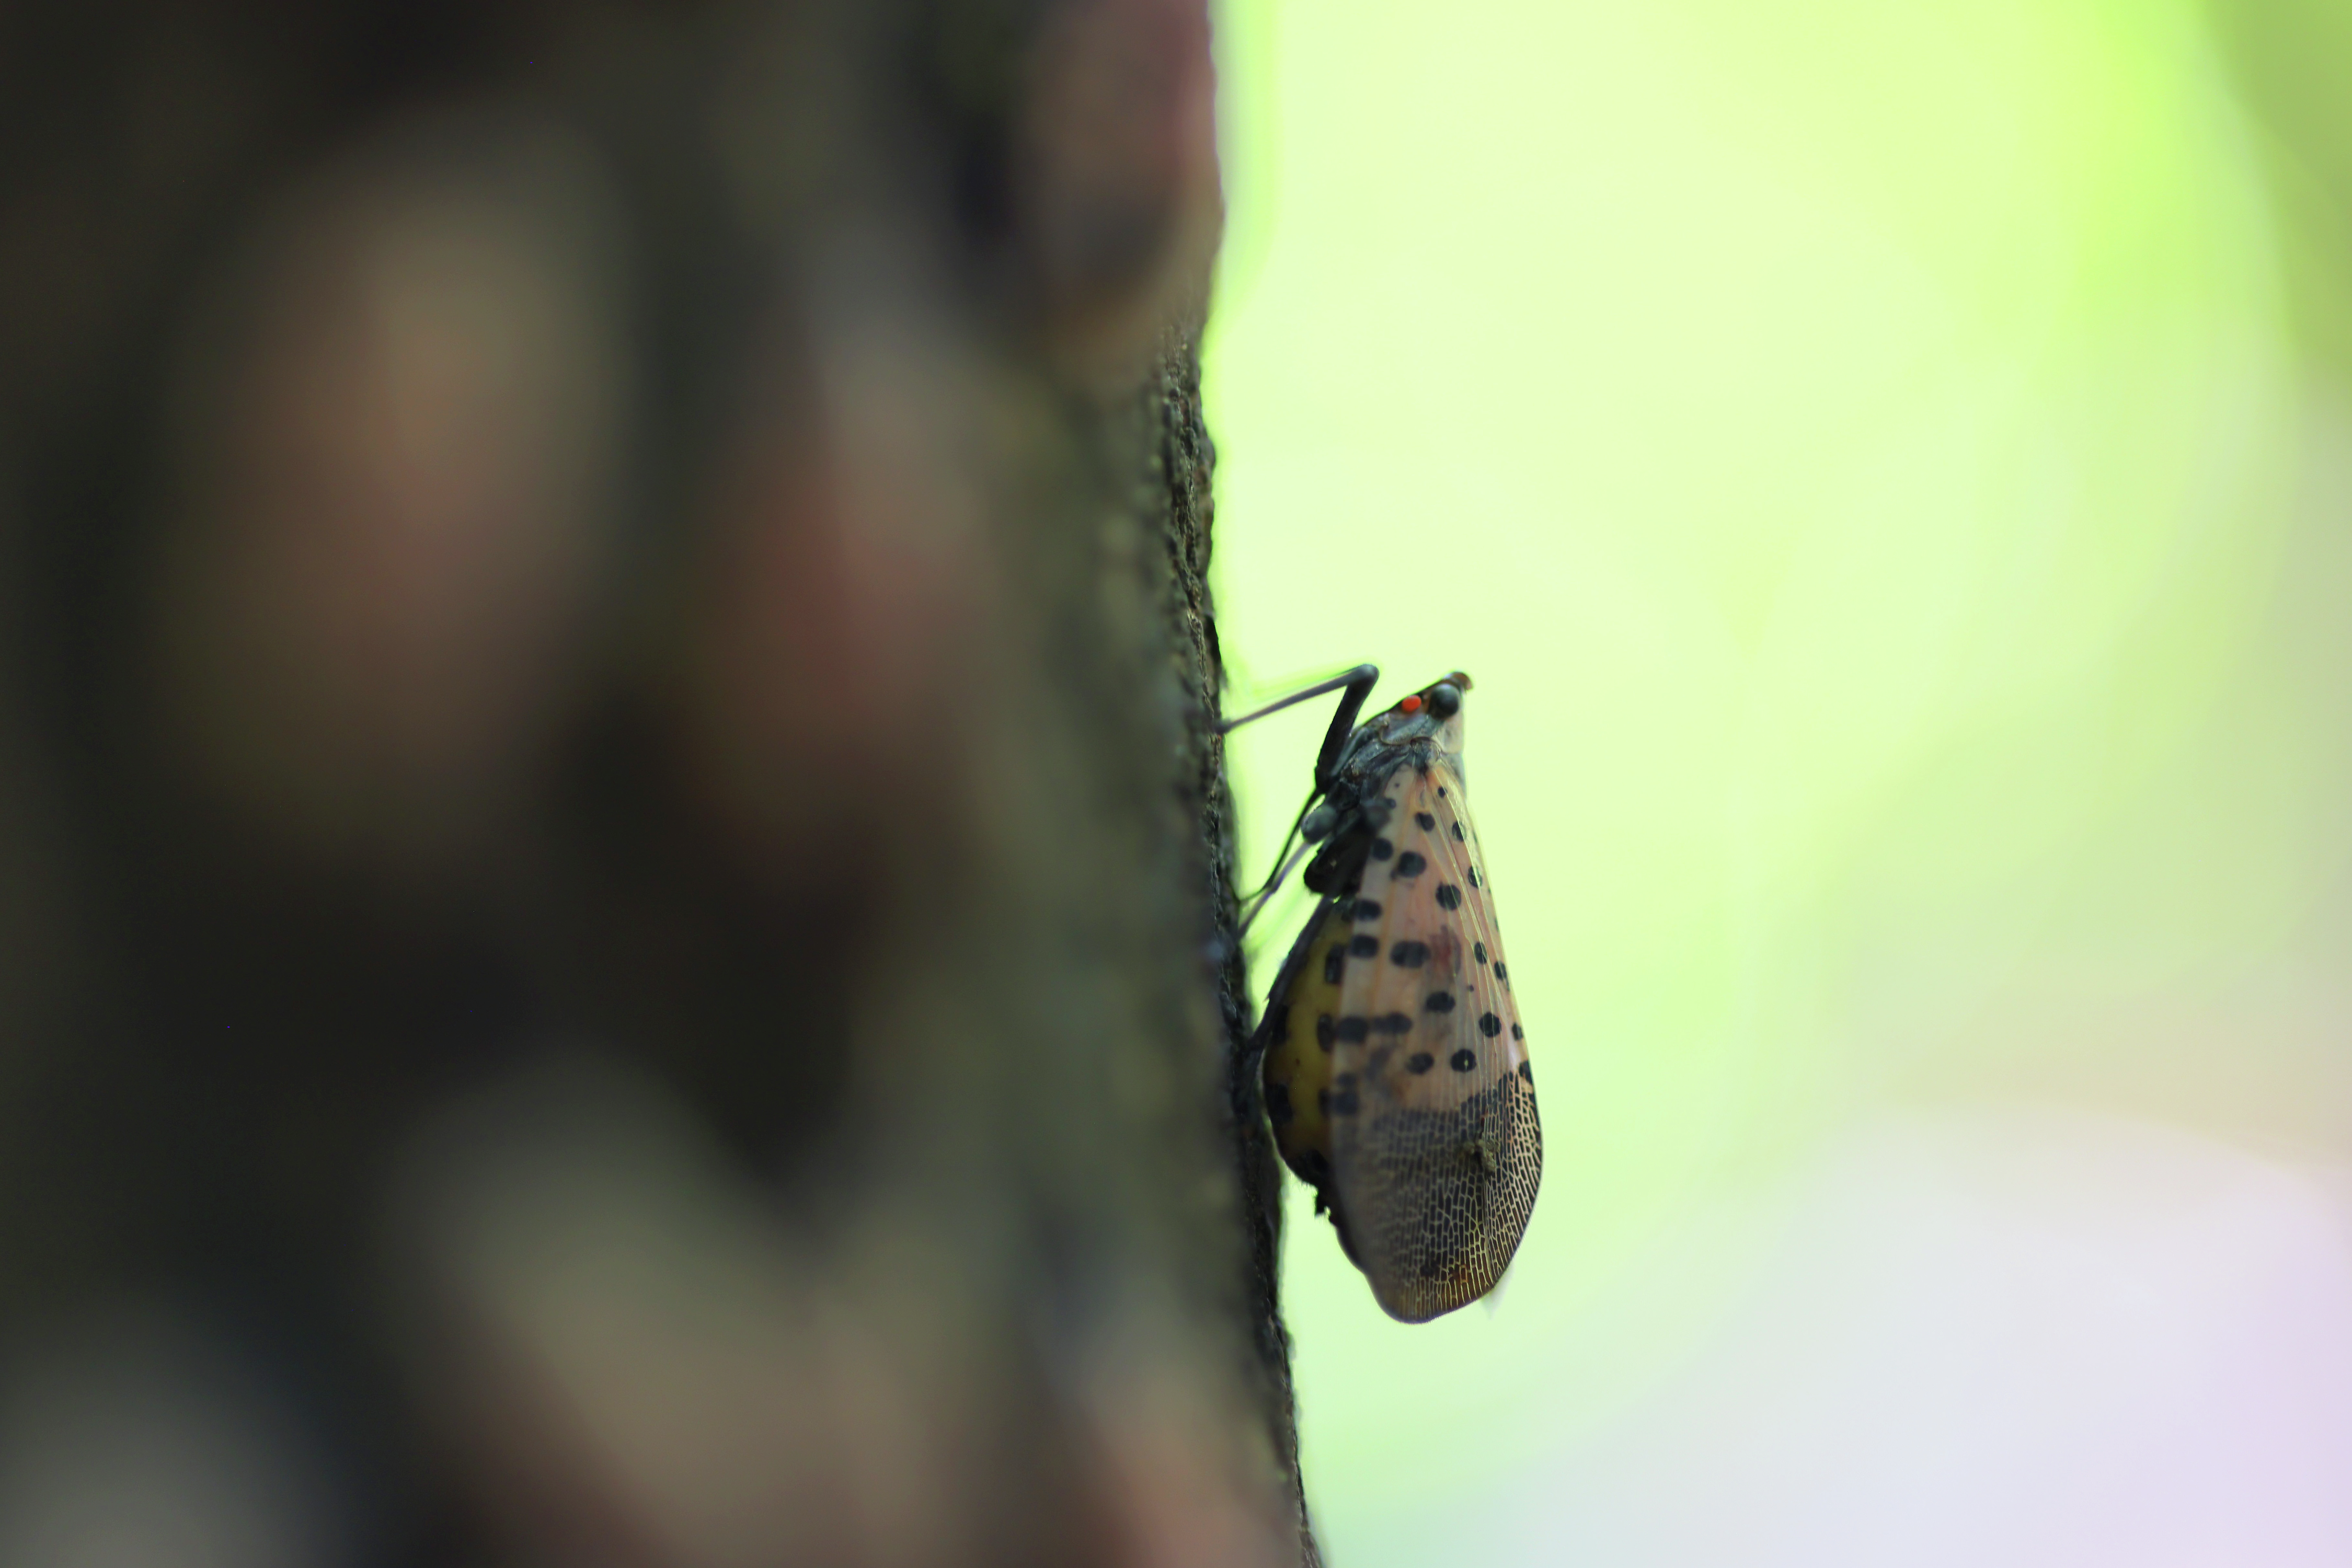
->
1206;0;2352;1559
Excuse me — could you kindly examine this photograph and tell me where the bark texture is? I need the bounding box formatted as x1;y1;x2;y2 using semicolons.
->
0;3;1313;1563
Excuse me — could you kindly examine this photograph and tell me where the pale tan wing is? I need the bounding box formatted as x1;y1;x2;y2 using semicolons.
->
1327;753;1540;1322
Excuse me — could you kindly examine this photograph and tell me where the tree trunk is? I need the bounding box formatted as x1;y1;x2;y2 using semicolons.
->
0;4;1315;1563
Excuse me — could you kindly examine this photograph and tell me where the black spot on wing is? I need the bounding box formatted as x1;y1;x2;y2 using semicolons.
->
1436;883;1462;910
1349;933;1379;958
1394;851;1427;877
1479;1012;1502;1037
1352;898;1382;921
1316;1013;1336;1050
1370;837;1394;861
1324;946;1346;984
1335;1016;1370;1044
1450;1048;1476;1072
1389;940;1429;967
1425;990;1455;1012
1415;811;1437;831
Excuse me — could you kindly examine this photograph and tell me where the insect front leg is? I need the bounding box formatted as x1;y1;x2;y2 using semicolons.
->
1221;664;1378;918
1217;663;1379;793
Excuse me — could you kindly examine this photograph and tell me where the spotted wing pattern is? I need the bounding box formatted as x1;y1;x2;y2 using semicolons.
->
1325;754;1540;1322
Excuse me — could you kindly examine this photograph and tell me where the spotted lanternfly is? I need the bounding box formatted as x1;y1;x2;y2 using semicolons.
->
1224;666;1539;1323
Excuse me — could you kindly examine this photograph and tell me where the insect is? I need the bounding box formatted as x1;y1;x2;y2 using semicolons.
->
1225;666;1539;1322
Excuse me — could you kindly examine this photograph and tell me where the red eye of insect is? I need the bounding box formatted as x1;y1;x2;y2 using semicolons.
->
1399;695;1422;713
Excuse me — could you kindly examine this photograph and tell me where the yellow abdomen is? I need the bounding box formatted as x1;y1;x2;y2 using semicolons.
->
1260;900;1350;1191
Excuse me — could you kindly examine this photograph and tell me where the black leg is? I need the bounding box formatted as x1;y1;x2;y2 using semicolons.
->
1220;664;1378;923
1311;664;1378;791
1236;836;1317;937
1218;663;1379;792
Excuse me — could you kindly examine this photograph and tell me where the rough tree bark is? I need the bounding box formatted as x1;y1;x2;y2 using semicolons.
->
0;4;1314;1563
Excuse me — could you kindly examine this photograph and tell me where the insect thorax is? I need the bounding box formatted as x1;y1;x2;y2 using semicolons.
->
1301;742;1432;898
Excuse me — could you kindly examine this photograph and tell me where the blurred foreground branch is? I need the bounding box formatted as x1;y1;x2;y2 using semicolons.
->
0;3;1313;1562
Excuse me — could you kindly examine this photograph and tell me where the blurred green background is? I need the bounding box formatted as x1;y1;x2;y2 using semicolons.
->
1206;0;2352;1560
